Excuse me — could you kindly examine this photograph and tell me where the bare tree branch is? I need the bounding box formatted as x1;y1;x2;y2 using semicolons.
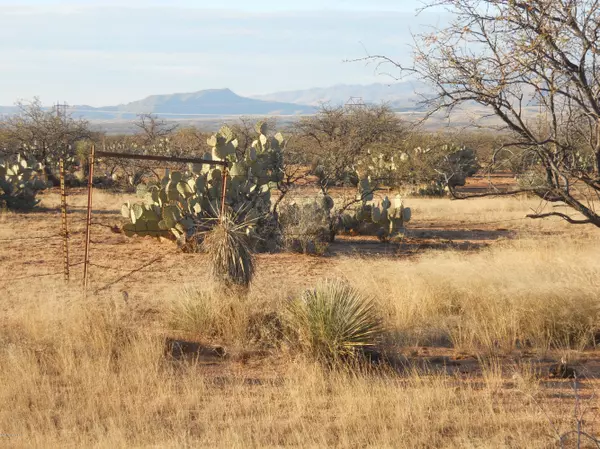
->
526;211;592;224
355;0;600;228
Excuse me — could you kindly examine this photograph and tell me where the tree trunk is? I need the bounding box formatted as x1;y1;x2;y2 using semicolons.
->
328;218;338;243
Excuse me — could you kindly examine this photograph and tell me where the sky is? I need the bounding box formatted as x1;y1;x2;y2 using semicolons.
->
0;0;447;106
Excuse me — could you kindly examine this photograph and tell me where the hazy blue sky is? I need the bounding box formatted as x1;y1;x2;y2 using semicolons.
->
0;0;446;106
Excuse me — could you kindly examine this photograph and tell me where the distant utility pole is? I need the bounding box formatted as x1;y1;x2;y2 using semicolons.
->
345;96;366;109
55;102;68;121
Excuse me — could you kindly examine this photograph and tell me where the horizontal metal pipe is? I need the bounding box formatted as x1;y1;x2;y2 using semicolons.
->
95;150;228;167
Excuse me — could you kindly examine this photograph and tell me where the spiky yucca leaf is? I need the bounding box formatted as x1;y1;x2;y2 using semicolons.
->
288;279;383;362
201;212;255;287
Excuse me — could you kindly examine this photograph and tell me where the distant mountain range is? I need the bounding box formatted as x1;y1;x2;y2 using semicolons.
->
68;88;317;120
0;82;429;121
251;81;427;110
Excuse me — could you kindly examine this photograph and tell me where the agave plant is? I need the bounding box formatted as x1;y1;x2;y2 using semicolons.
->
200;210;256;288
288;279;383;363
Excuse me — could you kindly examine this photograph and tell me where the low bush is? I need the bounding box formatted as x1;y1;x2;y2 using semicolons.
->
287;279;383;363
278;200;330;255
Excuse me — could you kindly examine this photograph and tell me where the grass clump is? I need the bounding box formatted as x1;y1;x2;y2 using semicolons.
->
169;286;250;343
338;239;600;352
288;279;383;363
201;212;255;287
168;284;286;347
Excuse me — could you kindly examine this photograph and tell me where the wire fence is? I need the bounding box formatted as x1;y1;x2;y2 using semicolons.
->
1;209;531;288
0;144;535;290
0;148;181;291
0;213;169;290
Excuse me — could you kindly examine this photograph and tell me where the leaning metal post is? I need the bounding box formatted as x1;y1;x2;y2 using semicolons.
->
59;157;69;282
220;166;228;222
78;150;229;290
83;144;95;291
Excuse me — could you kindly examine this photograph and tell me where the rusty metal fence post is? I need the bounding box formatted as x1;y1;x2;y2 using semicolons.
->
83;144;95;291
59;157;70;282
220;166;228;221
80;149;227;291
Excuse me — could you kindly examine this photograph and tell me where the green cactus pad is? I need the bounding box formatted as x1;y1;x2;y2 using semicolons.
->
255;121;268;135
371;206;382;223
121;203;131;218
402;207;412;222
170;171;183;183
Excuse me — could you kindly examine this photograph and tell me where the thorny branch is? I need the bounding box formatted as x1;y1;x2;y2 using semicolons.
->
353;0;600;227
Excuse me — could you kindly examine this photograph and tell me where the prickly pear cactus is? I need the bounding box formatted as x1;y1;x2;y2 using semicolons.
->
290;191;412;244
339;194;411;241
0;154;49;210
394;144;479;194
338;170;411;240
121;122;284;249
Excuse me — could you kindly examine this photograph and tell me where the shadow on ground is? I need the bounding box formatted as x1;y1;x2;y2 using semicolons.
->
328;226;516;257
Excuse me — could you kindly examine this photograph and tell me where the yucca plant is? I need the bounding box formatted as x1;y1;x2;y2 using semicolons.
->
288;279;383;363
201;211;256;288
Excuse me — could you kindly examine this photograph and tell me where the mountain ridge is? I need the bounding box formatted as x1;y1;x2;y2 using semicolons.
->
0;83;430;120
68;88;316;119
250;81;428;110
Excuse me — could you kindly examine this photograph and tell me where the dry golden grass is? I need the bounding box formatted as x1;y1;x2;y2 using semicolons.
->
1;190;600;447
0;286;584;448
408;196;590;231
334;237;600;353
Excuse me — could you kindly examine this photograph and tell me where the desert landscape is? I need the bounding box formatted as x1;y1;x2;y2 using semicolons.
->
4;1;600;448
1;174;599;448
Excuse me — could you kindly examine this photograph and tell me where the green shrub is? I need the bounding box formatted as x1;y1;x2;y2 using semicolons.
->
288;279;383;363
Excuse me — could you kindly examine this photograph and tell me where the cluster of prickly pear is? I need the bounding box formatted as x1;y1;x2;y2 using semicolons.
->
356;152;399;183
121;123;284;248
0;154;49;210
339;194;411;241
393;144;479;192
297;189;412;243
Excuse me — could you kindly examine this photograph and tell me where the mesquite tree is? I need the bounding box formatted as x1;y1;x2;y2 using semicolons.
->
292;104;409;239
0;98;91;184
362;0;600;226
